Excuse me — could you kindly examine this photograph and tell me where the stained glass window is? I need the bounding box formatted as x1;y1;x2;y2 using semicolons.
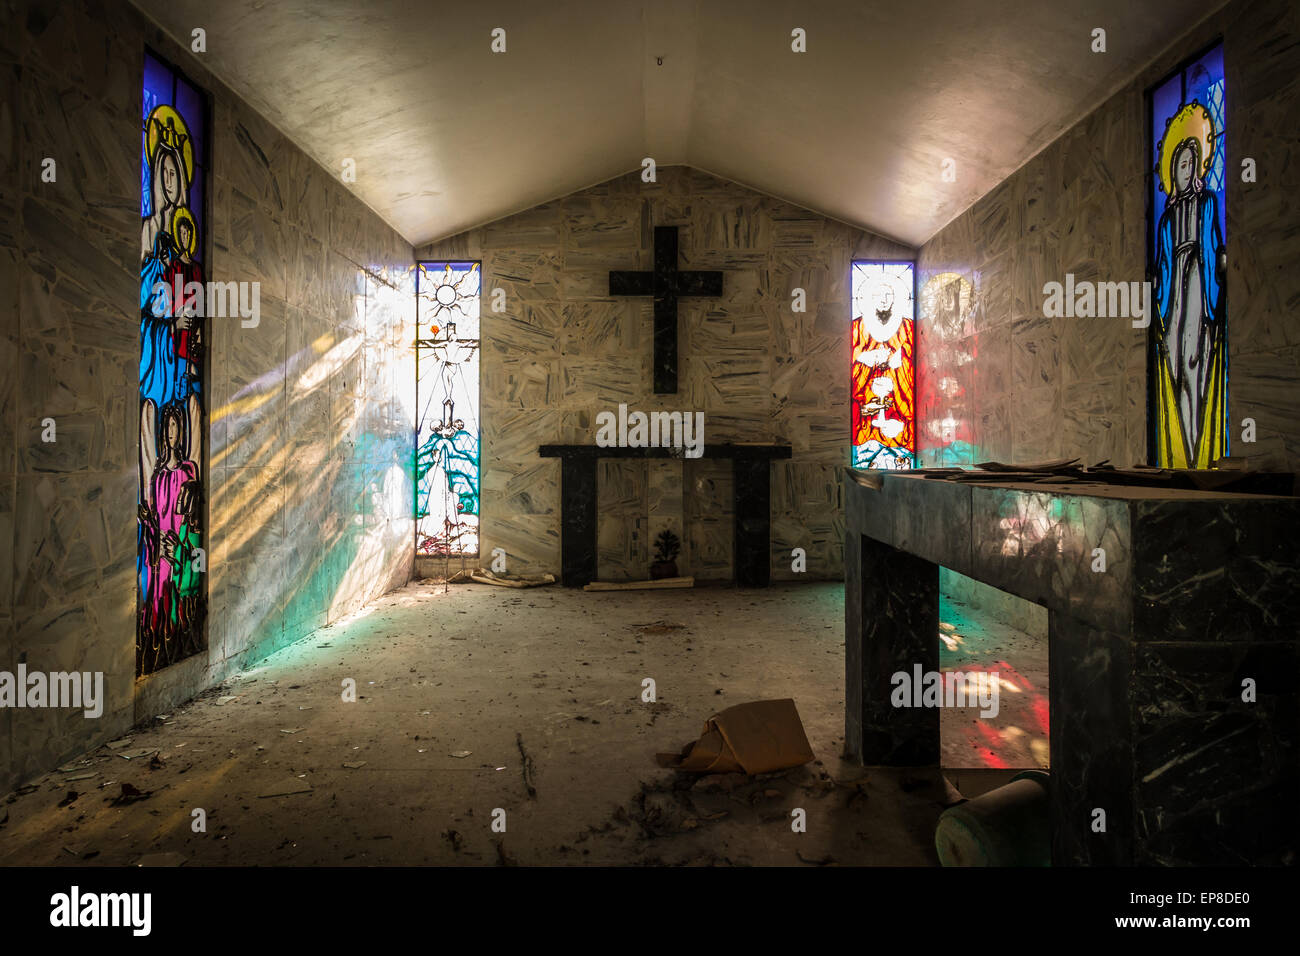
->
1149;42;1227;468
852;261;916;469
416;262;481;556
138;51;209;675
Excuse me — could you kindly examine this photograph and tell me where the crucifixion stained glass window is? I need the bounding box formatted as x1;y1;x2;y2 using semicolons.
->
138;51;209;676
1149;42;1227;468
851;261;916;469
416;262;481;556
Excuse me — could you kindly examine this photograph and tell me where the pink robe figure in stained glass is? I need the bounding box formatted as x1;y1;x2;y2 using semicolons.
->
142;406;197;636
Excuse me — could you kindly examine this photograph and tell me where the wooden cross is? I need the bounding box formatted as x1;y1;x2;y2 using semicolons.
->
609;226;722;393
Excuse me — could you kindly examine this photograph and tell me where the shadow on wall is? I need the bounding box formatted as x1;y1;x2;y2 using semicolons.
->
205;264;416;675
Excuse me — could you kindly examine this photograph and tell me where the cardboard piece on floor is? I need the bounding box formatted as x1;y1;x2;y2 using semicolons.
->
656;698;815;774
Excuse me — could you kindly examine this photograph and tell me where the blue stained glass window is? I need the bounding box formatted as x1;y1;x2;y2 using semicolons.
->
1205;79;1225;196
138;50;209;675
1147;42;1228;469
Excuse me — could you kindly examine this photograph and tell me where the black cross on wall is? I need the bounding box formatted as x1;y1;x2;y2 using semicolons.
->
609;226;723;394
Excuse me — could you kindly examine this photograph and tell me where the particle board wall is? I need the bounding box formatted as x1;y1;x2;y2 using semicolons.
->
916;0;1300;473
1;0;415;792
416;167;914;582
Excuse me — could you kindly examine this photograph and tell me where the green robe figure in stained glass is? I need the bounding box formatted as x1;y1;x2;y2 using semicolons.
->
163;481;204;628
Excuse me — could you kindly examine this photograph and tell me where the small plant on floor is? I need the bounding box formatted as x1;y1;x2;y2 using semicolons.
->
651;530;681;579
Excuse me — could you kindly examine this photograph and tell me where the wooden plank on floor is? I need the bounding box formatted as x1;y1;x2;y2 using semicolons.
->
582;576;695;591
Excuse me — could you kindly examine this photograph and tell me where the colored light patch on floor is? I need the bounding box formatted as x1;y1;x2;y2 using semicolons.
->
938;598;1049;771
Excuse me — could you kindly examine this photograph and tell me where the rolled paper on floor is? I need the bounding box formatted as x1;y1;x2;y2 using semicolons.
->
935;770;1051;866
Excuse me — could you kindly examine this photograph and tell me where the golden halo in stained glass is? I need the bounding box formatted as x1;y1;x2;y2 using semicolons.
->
171;206;197;255
1157;101;1214;196
145;104;195;187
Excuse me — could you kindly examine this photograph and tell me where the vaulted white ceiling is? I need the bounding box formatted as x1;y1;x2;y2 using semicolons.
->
133;0;1226;247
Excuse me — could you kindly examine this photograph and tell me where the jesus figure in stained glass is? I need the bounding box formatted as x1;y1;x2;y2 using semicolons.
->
852;262;916;470
416;263;481;556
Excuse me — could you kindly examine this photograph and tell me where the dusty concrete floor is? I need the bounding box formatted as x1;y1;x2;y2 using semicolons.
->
0;581;965;867
939;595;1050;771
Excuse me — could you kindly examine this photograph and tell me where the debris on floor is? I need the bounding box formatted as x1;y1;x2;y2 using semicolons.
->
516;733;537;798
109;783;153;806
629;621;688;634
0;581;944;867
448;568;556;588
656;698;815;774
257;779;314;798
495;840;518;866
117;748;159;760
583;576;694;591
796;850;835;866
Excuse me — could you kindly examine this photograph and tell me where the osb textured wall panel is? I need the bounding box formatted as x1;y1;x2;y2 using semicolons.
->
917;0;1300;472
1;0;414;792
417;167;913;582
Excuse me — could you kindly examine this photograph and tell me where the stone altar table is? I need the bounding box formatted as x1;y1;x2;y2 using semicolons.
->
843;468;1300;865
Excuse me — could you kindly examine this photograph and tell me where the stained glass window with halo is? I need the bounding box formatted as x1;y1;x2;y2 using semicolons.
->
851;261;916;469
1148;42;1227;468
138;50;209;675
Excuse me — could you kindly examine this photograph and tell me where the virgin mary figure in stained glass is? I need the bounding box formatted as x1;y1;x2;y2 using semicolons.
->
140;106;200;419
1150;47;1227;469
138;58;208;675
